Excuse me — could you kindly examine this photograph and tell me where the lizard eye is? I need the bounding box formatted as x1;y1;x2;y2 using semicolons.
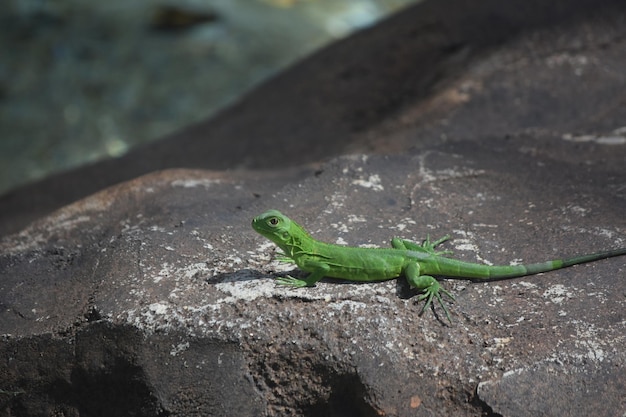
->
268;217;279;227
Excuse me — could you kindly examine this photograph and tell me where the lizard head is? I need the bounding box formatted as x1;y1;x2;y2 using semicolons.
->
251;210;293;248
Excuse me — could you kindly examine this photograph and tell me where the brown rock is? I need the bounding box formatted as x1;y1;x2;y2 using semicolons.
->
1;138;625;415
1;0;626;415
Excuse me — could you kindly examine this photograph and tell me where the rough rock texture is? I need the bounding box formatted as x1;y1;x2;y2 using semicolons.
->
2;0;626;416
1;142;625;416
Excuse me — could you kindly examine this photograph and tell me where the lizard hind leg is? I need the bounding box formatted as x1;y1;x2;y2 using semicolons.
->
422;234;454;256
391;235;453;256
405;263;455;323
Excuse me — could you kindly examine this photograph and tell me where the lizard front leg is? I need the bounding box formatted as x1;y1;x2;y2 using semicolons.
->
404;262;455;322
275;257;330;288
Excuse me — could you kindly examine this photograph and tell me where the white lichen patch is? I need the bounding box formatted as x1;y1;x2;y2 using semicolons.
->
249;243;297;273
576;338;606;362
542;284;575;304
214;275;395;308
330;222;350;233
450;229;476;249
351;174;384;191
455;241;483;254
483;332;619;398
170;178;222;188
585;291;608;304
545;52;591;68
254;241;277;254
559;225;624;246
514;281;538;290
559;320;625;365
471;223;499;229
562;127;626;145
119;219;144;236
205;254;245;277
153;262;173;283
485;337;513;352
2;214;94;255
324;191;347;212
49;215;93;234
450;229;492;264
328;300;367;312
389;217;417;232
411;152;486;203
215;277;287;302
346;214;367;223
182;262;212;280
562;204;590;217
170;341;190;356
125;301;177;331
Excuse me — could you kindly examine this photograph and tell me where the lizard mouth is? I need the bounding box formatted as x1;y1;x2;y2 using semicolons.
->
251;217;262;233
251;215;273;238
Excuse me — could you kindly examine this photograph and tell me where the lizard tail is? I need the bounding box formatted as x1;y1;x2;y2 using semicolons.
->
560;247;626;267
433;247;626;280
519;247;626;276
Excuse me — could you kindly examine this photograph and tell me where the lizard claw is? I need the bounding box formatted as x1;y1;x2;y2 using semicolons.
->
275;256;296;264
421;235;454;256
275;275;309;287
417;280;455;323
275;251;296;264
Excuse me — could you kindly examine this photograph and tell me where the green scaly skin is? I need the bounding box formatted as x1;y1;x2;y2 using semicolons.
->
252;209;626;322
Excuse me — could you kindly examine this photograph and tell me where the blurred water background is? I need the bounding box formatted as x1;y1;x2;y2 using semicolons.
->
0;0;419;195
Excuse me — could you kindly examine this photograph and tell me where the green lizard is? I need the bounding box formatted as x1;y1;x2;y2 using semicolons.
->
252;210;626;322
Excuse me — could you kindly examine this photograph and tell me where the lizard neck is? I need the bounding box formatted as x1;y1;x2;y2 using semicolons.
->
279;222;318;258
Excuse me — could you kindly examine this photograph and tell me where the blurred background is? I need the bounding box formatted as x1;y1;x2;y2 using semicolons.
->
0;0;420;196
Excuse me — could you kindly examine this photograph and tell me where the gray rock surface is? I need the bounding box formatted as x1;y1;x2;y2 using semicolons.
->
1;0;626;416
1;141;625;416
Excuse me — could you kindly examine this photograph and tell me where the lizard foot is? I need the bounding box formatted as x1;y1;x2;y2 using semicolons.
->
275;251;296;264
416;278;455;323
275;275;310;287
422;234;454;256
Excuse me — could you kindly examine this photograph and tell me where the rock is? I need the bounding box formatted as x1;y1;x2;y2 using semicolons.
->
1;138;625;415
1;0;626;415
